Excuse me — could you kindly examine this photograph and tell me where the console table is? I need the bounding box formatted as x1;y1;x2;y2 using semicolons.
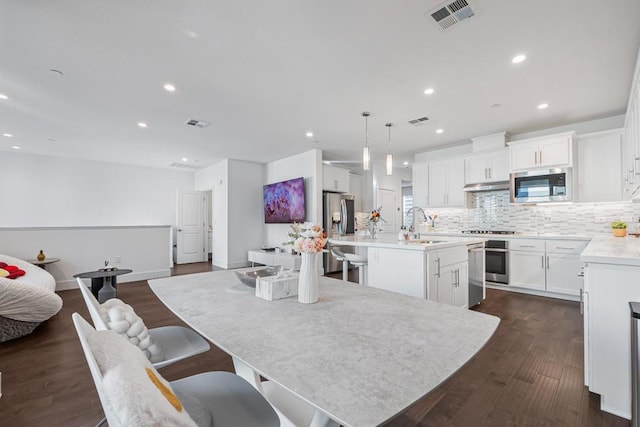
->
248;249;301;270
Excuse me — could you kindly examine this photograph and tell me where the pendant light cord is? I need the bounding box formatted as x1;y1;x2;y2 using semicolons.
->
386;123;392;153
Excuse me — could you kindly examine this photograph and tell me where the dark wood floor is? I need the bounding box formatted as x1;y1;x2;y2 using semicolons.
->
0;263;628;426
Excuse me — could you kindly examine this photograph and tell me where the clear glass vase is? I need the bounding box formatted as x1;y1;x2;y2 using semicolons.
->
370;222;378;239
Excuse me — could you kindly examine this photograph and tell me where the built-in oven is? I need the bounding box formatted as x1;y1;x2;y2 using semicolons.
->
485;240;508;284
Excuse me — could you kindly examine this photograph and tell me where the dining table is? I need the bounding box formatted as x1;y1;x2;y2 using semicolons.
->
149;269;499;427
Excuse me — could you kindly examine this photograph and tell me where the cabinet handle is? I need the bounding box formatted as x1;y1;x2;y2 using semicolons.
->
539;150;542;164
541;256;544;269
555;246;576;250
519;245;536;248
451;269;456;287
436;258;440;278
534;151;538;165
546;255;549;269
456;269;460;286
580;289;585;315
488;168;492;179
635;157;640;176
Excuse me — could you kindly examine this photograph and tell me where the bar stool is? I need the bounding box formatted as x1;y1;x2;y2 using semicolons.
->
331;247;349;281
344;253;368;285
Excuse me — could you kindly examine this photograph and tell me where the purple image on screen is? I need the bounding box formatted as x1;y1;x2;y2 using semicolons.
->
263;177;305;223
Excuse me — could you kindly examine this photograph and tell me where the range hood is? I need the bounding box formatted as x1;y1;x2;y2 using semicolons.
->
463;181;510;192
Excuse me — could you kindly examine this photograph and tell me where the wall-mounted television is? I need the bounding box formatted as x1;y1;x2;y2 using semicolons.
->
263;177;306;223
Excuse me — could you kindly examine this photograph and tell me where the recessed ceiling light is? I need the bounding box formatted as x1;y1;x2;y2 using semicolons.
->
2;133;13;137
0;94;8;100
436;129;444;134
181;157;188;162
47;138;56;142
138;122;148;128
537;103;549;110
512;54;526;64
403;161;409;166
424;88;435;95
164;83;176;92
491;103;501;108
12;146;20;150
306;131;313;138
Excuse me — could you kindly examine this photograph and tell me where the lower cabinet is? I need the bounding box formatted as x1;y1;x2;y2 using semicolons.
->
428;246;469;309
508;239;587;296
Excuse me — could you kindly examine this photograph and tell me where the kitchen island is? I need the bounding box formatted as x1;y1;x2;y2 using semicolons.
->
329;235;484;308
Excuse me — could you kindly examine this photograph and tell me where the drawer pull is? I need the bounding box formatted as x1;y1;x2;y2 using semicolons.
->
519;245;536;248
555;246;577;250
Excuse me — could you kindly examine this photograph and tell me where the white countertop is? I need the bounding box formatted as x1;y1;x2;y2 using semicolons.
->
329;235;484;251
581;235;640;266
419;231;592;241
149;270;500;427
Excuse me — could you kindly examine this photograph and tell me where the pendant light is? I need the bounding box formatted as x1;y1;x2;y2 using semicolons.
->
385;122;393;176
362;112;371;171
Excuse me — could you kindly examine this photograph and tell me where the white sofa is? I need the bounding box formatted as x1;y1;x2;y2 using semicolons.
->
0;254;63;342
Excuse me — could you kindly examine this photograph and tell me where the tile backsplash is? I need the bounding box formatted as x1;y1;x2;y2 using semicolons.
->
420;190;640;236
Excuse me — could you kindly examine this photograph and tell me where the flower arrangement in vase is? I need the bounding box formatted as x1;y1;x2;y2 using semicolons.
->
368;207;386;238
285;222;327;303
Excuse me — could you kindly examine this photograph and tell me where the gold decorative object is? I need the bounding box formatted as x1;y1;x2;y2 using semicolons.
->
37;250;46;261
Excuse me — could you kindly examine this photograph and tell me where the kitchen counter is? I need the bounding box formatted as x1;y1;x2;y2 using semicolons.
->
329;235;484;250
419;231;592;241
581;235;640;266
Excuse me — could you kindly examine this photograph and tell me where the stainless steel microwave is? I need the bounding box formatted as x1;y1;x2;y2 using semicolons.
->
510;168;572;203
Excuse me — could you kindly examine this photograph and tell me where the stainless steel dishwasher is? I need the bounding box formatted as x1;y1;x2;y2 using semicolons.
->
467;242;486;307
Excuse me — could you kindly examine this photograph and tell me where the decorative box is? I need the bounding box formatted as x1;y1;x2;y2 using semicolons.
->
256;273;299;301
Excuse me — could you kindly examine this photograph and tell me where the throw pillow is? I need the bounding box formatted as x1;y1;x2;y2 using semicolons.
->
0;264;26;279
97;299;164;363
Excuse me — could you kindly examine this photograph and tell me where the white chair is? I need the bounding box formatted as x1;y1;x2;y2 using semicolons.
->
76;277;210;369
343;253;368;285
72;313;279;427
330;247;349;281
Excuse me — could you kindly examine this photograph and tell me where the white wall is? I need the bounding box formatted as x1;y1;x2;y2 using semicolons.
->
195;159;265;269
264;149;323;248
1;152;194;227
0;226;172;291
195;159;230;268
228;160;264;268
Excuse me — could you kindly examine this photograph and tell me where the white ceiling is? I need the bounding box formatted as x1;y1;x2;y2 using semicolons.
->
1;1;639;172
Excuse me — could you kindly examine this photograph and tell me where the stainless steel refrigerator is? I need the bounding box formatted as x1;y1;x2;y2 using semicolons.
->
323;192;356;273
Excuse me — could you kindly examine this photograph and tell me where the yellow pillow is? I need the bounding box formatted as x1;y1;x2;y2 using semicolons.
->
146;367;183;412
0;269;8;278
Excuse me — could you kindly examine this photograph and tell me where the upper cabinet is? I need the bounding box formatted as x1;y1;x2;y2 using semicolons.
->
428;157;465;207
412;161;429;207
509;132;575;171
623;47;640;198
465;149;509;184
322;164;349;193
577;129;623;202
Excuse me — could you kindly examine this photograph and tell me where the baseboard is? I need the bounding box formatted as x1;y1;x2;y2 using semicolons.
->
55;269;171;291
486;283;579;302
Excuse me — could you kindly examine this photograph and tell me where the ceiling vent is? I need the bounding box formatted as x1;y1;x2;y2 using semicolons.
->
185;119;211;128
168;162;203;170
428;0;477;31
408;116;430;126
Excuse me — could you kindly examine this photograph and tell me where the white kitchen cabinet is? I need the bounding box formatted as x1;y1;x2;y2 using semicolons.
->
509;132;575;171
366;247;427;299
412;161;429;207
577;129;623;202
509;239;587;295
622;48;640;198
464;149;509;184
583;262;640;419
509;249;546;290
323;164;349;193
428;246;468;308
428;157;465;207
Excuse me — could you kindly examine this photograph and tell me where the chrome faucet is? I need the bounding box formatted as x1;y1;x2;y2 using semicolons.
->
405;207;428;234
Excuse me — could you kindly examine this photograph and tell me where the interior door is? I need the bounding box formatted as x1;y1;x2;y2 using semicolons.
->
377;188;396;234
176;190;205;264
